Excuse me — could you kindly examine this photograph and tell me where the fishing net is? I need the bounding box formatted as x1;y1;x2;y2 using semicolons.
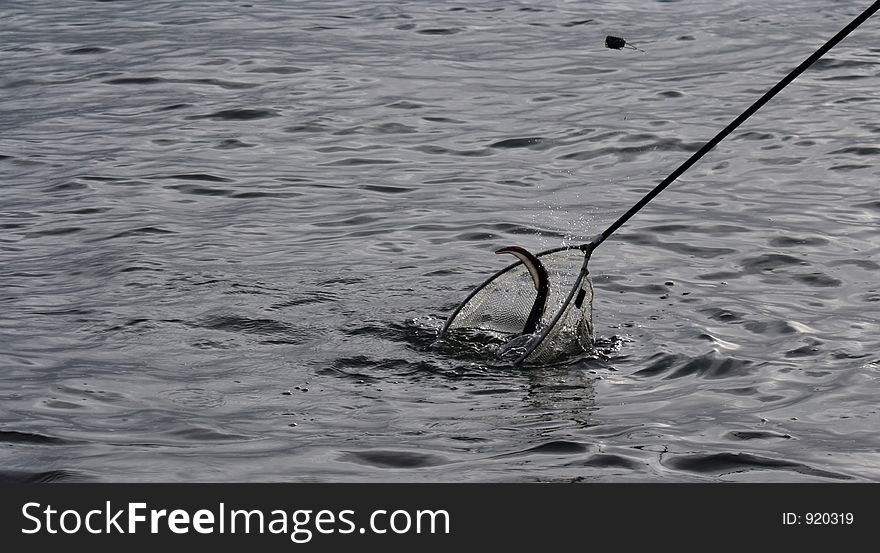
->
440;247;594;364
437;2;880;365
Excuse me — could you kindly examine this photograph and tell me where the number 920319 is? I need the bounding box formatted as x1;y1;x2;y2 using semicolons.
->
806;512;853;525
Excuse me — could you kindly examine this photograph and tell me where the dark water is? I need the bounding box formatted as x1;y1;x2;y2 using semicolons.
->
2;0;879;482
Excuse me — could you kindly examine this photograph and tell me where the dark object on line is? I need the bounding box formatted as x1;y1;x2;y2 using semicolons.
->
605;35;645;52
605;35;626;49
440;1;880;365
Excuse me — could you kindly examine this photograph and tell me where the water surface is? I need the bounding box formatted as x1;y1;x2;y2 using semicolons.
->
1;0;879;482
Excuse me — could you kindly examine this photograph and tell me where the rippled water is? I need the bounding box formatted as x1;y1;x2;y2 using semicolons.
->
2;0;879;482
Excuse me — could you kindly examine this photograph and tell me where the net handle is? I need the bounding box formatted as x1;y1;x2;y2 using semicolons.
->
582;0;880;254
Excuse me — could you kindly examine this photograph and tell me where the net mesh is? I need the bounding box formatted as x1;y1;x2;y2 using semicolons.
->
443;248;594;363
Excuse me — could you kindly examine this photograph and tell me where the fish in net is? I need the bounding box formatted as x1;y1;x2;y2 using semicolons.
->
441;246;594;364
